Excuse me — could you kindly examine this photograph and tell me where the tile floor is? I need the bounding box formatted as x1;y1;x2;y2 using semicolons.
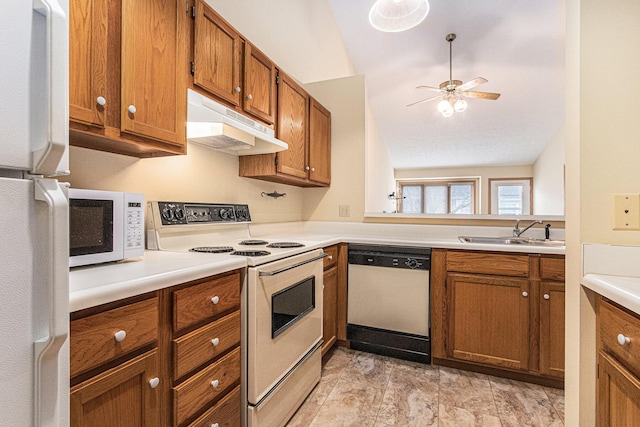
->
287;347;565;427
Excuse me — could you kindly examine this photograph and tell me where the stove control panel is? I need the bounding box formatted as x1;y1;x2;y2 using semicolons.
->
154;202;251;225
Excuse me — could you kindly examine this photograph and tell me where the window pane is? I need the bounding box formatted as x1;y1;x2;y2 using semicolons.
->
450;184;473;214
402;185;423;213
498;185;524;215
425;185;447;214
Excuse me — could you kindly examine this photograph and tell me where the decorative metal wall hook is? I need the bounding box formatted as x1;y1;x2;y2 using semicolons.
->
388;191;405;200
261;191;287;199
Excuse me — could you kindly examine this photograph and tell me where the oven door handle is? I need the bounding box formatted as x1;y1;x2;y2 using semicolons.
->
258;252;328;276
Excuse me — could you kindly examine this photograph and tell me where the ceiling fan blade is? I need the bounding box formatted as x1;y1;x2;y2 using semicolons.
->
406;95;441;107
463;91;501;100
416;85;443;92
456;77;488;92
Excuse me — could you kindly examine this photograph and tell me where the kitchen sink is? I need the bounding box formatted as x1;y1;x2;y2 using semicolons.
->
458;236;565;247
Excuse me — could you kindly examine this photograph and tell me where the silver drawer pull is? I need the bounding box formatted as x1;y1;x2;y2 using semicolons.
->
258;253;328;276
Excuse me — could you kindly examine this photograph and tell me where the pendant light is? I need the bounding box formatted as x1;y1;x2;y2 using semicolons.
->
369;0;430;33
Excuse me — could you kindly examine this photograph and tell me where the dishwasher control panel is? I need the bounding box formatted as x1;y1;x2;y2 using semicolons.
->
348;244;431;270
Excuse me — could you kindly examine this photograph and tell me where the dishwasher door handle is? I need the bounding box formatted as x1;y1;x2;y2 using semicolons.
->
258;252;328;276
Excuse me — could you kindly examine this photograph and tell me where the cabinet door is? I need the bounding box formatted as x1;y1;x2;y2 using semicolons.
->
243;43;276;124
322;265;338;355
193;0;242;107
276;72;309;179
598;351;640;426
71;350;160;427
121;0;184;146
69;0;107;127
540;281;565;378
447;273;530;370
309;98;331;185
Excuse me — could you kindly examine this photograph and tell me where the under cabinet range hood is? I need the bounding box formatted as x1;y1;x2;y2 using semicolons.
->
186;89;288;155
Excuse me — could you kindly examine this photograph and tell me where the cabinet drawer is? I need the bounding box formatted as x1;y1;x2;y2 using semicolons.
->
187;385;241;427
540;257;565;281
173;310;241;379
70;297;158;378
173;347;241;426
323;245;338;270
599;299;640;377
173;272;240;332
446;251;529;277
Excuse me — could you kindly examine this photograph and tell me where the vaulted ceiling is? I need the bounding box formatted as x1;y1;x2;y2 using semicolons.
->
327;0;565;170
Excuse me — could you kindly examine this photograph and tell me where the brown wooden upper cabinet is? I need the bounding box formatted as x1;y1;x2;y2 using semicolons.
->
238;71;331;187
244;43;277;125
193;0;242;108
69;0;187;157
192;1;276;125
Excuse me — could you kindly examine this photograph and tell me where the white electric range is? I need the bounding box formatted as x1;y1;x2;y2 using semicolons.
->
146;201;325;427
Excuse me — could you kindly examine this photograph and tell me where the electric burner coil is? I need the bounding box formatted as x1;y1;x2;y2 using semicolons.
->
189;246;234;253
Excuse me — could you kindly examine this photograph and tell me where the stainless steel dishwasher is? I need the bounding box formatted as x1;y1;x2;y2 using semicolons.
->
347;244;431;363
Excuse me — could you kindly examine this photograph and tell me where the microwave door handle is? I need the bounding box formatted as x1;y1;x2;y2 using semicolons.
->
258;252;328;277
34;178;69;426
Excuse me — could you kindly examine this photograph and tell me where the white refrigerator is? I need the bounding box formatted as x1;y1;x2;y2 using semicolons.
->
0;0;70;425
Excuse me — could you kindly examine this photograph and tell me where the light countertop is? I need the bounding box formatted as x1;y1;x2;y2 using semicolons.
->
70;222;566;312
582;274;640;316
69;251;245;312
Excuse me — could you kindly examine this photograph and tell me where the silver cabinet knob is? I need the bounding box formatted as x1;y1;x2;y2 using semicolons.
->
127;105;136;114
311;167;315;172
211;379;219;389
149;377;159;389
543;294;550;300
211;295;220;304
211;337;220;346
618;333;631;346
96;96;106;106
247;94;253;100
114;330;127;342
235;87;241;93
305;166;310;171
522;291;528;297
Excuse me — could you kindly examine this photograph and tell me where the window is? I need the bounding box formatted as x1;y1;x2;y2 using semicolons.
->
398;180;477;214
489;178;533;215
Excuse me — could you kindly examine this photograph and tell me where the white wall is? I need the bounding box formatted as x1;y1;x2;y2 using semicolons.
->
303;75;367;222
365;104;396;213
533;127;565;215
566;0;640;424
395;164;534;215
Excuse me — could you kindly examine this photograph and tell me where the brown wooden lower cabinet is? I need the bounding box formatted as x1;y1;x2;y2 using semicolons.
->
70;350;160;427
70;270;242;426
322;264;338;355
432;249;565;387
597;296;640;425
446;272;530;371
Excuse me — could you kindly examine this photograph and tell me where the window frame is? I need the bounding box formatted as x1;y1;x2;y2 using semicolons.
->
488;177;534;215
397;179;478;214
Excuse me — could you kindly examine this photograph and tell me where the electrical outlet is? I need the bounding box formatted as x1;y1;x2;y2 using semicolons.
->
612;194;640;230
339;205;351;217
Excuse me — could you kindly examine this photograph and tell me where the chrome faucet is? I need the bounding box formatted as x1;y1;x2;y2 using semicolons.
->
513;219;543;237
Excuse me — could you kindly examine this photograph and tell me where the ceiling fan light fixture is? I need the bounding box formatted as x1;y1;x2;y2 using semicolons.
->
442;108;454;118
369;0;429;33
437;98;451;113
454;98;468;113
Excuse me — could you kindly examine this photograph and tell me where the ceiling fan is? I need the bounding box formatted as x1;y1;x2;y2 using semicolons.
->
407;33;500;116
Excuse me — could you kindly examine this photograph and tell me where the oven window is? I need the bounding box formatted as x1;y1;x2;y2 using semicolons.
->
271;276;315;338
69;199;114;256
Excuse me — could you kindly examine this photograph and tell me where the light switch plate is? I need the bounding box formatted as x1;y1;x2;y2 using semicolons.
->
612;193;640;230
339;205;351;217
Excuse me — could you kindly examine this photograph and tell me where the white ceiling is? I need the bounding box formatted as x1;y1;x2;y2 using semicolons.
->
327;0;565;170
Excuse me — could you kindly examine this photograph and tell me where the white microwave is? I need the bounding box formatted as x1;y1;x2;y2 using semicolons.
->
69;189;145;267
